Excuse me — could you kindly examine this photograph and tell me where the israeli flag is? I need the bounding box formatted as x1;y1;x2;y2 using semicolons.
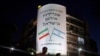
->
52;28;65;39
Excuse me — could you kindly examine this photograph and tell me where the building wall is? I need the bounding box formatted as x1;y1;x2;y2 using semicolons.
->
66;15;85;56
17;15;98;56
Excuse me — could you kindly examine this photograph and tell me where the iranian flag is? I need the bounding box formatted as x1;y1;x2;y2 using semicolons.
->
38;28;49;40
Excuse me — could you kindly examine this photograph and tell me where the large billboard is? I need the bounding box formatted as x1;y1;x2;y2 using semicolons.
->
36;4;67;55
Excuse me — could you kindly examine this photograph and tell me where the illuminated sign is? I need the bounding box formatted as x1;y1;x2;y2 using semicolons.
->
36;4;67;55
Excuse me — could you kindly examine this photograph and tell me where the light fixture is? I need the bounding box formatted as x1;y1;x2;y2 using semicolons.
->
30;52;34;55
10;47;15;51
38;5;42;9
78;48;82;51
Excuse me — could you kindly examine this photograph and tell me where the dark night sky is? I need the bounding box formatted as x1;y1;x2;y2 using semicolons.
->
0;0;100;54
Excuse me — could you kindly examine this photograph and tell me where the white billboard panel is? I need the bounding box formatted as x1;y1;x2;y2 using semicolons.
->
37;4;67;55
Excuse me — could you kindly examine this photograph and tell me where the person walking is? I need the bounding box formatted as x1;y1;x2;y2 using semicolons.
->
36;47;47;56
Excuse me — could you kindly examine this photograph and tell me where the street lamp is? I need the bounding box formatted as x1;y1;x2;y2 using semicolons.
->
10;47;15;51
78;36;84;56
78;48;82;52
78;47;83;56
9;47;15;56
78;47;82;56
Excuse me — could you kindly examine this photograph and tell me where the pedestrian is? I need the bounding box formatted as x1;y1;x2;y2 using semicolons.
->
56;53;61;56
36;47;47;56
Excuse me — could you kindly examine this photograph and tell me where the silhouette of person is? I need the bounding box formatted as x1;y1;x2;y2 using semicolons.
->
56;53;61;56
36;47;47;56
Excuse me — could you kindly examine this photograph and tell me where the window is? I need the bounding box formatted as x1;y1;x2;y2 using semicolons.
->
67;17;84;27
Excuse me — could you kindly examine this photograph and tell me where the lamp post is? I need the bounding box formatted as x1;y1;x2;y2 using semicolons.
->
10;47;15;56
78;37;84;56
78;48;82;56
78;48;82;52
10;47;15;51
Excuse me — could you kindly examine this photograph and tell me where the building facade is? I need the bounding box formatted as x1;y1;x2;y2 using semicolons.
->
17;14;98;56
16;19;37;56
66;15;86;56
66;15;98;56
